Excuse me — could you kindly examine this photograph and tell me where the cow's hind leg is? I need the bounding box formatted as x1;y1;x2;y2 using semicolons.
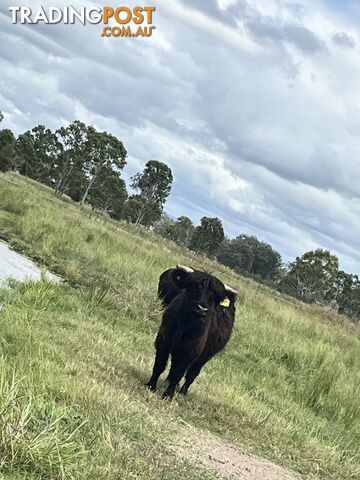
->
145;343;169;392
179;357;210;396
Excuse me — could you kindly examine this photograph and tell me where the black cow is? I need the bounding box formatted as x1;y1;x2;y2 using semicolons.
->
147;265;237;399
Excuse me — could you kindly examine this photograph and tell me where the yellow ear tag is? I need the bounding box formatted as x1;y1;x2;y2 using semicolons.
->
220;297;230;308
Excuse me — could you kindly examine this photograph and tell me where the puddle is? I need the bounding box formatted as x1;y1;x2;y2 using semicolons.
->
0;241;60;285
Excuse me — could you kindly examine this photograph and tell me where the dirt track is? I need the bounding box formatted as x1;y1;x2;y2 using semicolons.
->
172;425;301;480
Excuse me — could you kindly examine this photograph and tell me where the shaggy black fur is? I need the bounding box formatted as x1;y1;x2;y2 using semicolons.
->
147;267;237;399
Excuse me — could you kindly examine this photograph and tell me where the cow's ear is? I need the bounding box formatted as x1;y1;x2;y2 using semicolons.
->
171;268;190;289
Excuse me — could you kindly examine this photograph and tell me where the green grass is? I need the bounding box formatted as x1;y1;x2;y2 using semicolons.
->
0;172;359;480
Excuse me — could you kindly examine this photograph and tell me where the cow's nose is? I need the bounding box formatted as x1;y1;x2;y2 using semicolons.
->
196;304;208;313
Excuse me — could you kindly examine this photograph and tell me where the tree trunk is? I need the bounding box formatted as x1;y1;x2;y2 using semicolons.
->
55;164;73;196
80;172;97;206
102;200;111;214
135;208;145;227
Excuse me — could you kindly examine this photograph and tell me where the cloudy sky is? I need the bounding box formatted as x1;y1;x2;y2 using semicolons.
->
1;0;360;273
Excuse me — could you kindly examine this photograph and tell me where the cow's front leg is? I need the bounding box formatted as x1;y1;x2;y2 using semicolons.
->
162;351;196;400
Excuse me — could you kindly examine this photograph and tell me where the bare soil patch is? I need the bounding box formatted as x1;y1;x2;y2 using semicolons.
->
172;423;301;480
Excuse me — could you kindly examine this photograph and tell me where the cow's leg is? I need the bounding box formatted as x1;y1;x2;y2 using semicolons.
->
162;353;195;400
179;356;210;395
145;344;169;391
164;328;184;383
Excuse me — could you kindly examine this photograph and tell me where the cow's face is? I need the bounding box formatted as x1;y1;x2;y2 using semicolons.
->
172;269;226;317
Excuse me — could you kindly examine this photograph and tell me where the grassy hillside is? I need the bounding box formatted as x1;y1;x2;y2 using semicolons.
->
0;172;359;480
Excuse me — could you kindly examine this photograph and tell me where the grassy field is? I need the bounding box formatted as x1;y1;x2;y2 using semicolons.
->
0;172;359;480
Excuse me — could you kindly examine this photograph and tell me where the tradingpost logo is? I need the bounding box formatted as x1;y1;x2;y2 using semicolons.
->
8;5;156;38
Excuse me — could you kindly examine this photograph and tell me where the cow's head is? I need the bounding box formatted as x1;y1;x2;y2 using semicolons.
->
172;265;237;317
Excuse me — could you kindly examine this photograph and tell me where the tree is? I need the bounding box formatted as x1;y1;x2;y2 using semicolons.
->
334;271;360;318
54;121;89;196
65;167;88;203
16;125;62;183
154;214;176;239
217;237;254;272
0;112;3;124
250;238;282;279
126;160;173;226
88;167;128;218
15;121;128;206
171;216;194;247
53;122;127;202
0;129;16;172
190;217;224;257
79;127;127;205
122;195;146;225
16;132;36;175
347;285;360;321
281;249;339;304
217;234;282;280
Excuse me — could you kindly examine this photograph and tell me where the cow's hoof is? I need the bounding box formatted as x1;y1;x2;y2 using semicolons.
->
179;386;188;396
145;382;156;392
162;390;173;401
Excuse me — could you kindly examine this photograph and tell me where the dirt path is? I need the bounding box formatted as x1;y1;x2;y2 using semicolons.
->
172;424;301;480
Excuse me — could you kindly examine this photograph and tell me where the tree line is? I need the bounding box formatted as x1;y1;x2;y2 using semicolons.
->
0;117;173;225
0;114;359;322
155;216;360;322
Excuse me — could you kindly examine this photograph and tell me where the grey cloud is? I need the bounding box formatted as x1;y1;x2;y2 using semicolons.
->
282;25;326;53
0;10;199;134
170;25;358;199
178;0;250;27
0;14;70;60
247;21;325;54
332;31;356;49
179;0;223;19
284;3;308;20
